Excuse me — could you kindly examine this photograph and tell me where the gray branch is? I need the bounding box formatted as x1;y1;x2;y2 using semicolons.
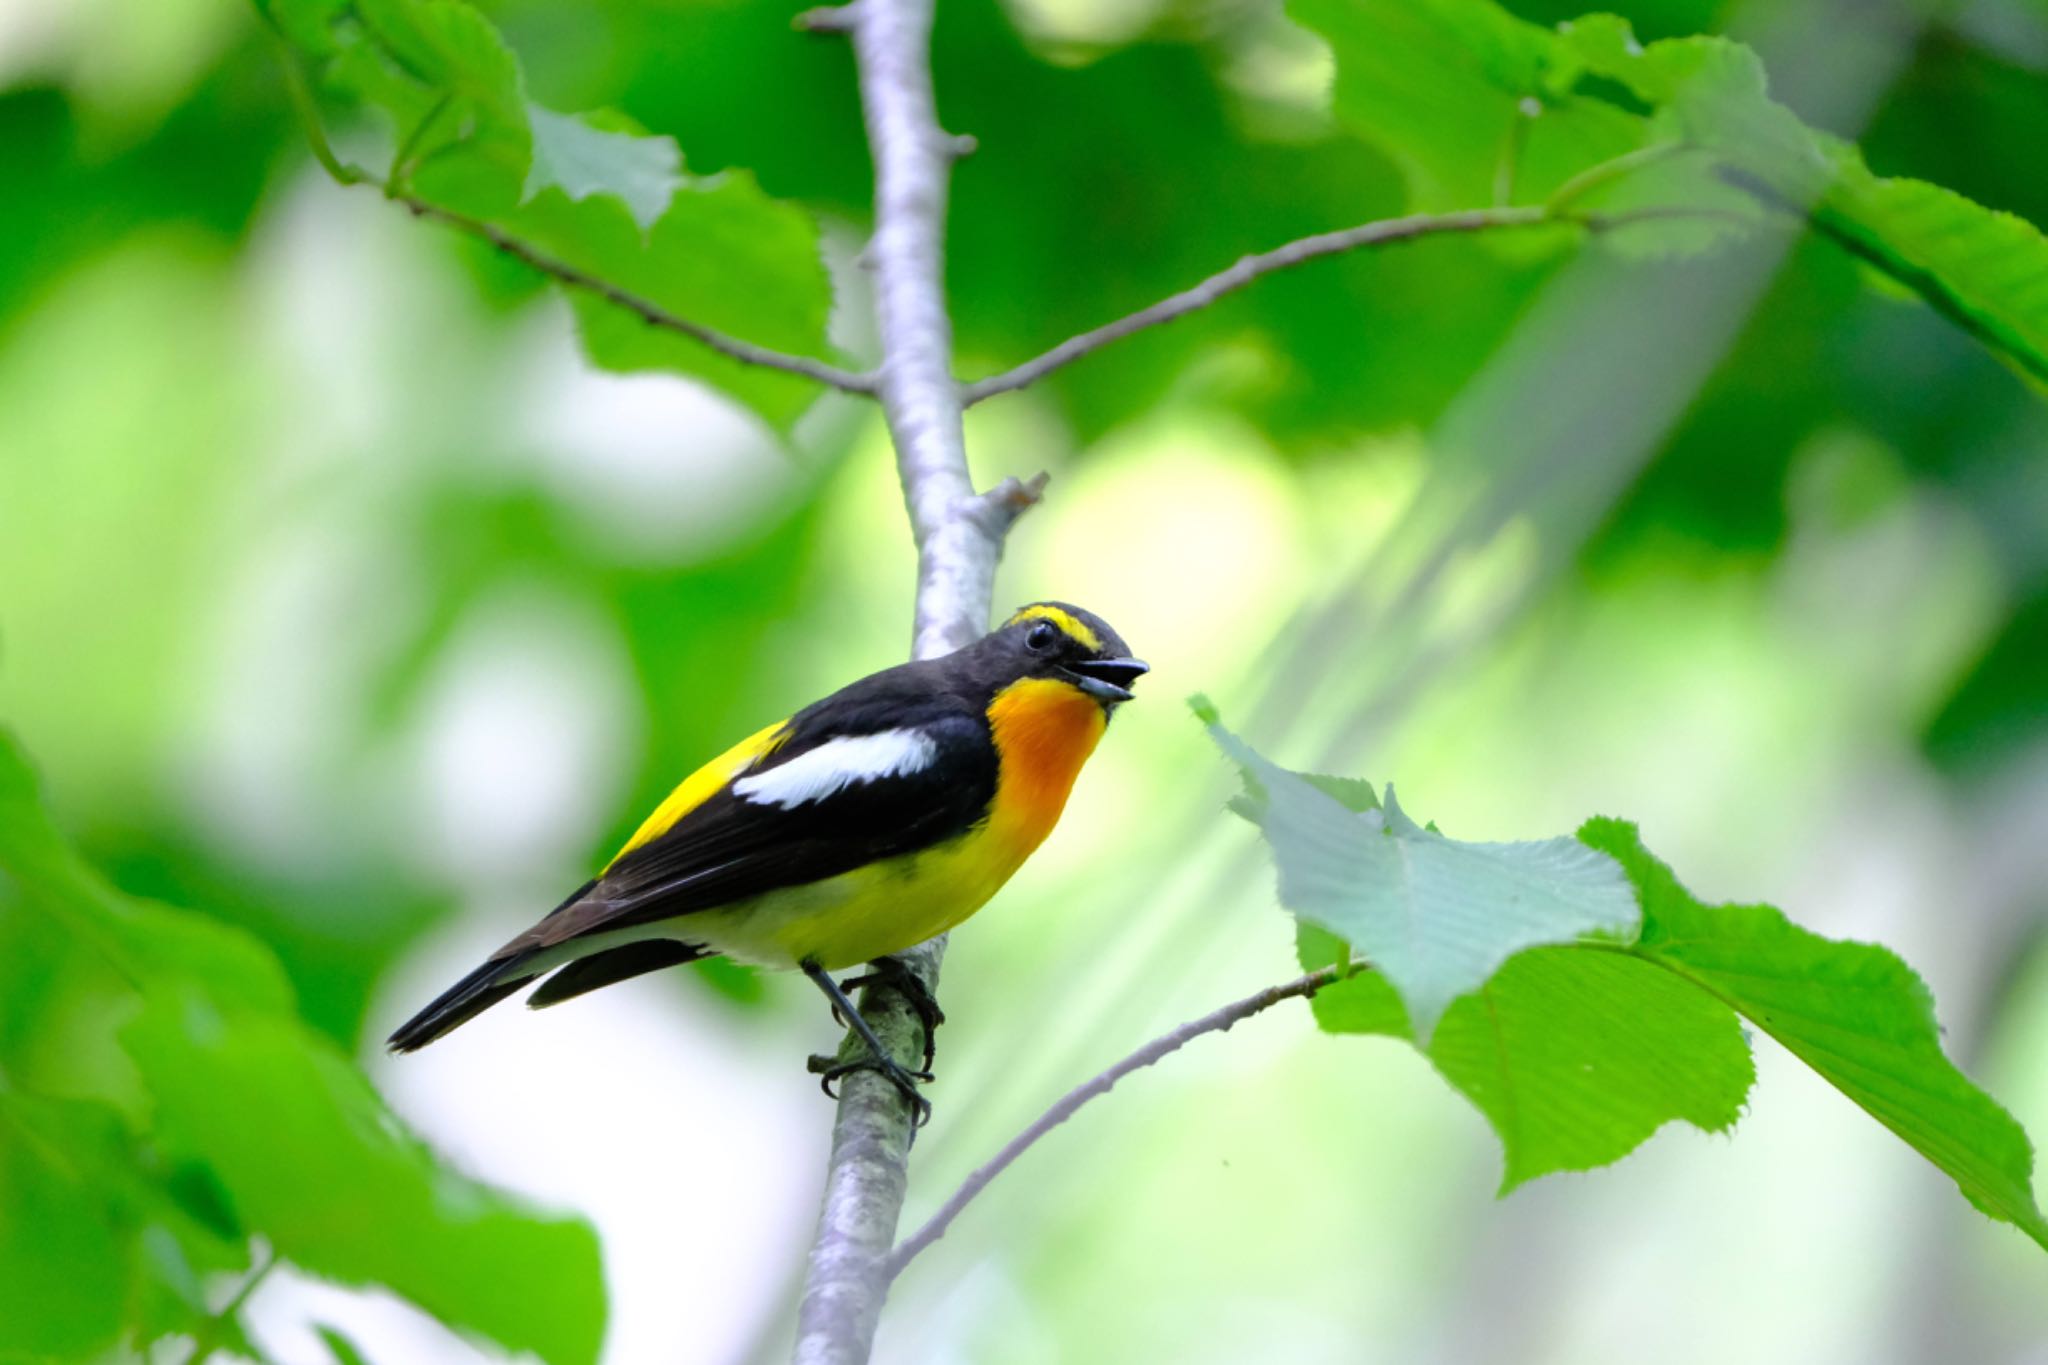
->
959;205;1555;405
391;194;878;395
883;966;1341;1280
790;0;1042;1360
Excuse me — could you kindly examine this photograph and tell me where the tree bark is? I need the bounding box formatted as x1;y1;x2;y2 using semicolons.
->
790;1;1037;1360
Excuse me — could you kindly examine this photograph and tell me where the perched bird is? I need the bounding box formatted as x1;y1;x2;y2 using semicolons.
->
388;601;1145;1117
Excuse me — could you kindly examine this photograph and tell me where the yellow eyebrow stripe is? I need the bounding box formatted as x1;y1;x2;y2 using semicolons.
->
607;720;790;868
1005;604;1102;651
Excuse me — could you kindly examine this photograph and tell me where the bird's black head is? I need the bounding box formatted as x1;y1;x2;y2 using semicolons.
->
986;602;1148;707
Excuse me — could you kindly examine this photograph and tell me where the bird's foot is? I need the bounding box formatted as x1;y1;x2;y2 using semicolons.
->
807;1049;934;1127
802;958;936;1128
840;955;945;1072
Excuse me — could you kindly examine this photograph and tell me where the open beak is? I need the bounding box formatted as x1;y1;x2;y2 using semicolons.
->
1066;657;1150;704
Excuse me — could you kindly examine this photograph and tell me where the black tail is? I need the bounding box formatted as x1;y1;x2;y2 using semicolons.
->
527;940;706;1009
387;954;538;1053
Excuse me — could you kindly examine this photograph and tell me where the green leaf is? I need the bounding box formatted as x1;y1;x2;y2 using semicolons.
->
1206;713;1639;1038
1293;0;1642;209
1218;716;2046;1242
542;177;833;430
525;106;681;232
1298;899;1753;1189
1581;818;2048;1251
0;731;611;1361
1807;155;2048;386
1309;948;1754;1190
123;990;607;1365
0;734;295;1018
263;0;838;428
319;1322;377;1365
0;1092;137;1360
1296;0;2048;378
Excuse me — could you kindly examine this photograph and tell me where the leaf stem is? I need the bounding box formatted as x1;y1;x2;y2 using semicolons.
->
185;1248;277;1365
1544;141;1698;214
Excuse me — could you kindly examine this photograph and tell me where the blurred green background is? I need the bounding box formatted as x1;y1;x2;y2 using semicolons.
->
2;0;2046;1359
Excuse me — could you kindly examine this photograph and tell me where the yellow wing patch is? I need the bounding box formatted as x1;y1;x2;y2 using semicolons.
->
608;720;790;868
1005;603;1103;651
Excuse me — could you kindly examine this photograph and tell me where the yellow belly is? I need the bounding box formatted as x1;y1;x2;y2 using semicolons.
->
679;676;1108;970
687;833;1026;969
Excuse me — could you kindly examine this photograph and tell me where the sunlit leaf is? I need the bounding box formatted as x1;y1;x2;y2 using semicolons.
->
262;0;837;428
1298;0;2048;374
0;731;610;1362
526;106;682;232
1213;711;2046;1243
1582;817;2048;1251
1304;940;1754;1189
1202;701;1639;1038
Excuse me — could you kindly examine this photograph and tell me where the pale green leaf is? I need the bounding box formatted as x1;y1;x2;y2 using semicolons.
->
525;107;682;232
1221;717;2045;1244
1207;714;1639;1038
264;0;839;428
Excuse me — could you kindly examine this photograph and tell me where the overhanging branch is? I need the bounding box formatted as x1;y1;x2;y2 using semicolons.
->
389;193;878;394
960;206;1554;405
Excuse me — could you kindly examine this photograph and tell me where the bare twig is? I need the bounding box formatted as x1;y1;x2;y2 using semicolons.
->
791;0;1043;1360
959;206;1554;405
884;966;1344;1279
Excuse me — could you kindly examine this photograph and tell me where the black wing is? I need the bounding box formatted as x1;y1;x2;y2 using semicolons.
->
502;696;995;955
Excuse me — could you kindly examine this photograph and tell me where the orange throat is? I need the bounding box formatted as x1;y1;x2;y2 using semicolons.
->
984;677;1107;860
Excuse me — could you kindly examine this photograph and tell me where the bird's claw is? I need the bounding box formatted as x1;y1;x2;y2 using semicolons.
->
809;1050;933;1127
841;956;945;1072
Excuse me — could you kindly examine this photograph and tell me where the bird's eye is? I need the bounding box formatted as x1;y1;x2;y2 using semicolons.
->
1026;621;1060;653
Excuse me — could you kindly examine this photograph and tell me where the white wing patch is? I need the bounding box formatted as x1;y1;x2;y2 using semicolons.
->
731;728;939;810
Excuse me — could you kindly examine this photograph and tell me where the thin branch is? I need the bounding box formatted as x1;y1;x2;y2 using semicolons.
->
884;966;1345;1280
259;18;875;396
955;196;1774;406
791;0;1043;1360
386;192;878;393
959;206;1554;405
